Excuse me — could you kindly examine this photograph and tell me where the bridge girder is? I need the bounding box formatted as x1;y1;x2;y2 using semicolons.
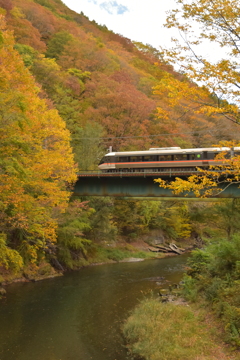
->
74;174;240;199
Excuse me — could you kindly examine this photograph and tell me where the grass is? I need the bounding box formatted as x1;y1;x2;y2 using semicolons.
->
87;245;161;264
123;297;236;360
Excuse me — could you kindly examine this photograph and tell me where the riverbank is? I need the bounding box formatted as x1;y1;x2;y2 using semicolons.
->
0;246;157;288
123;235;240;360
123;296;239;360
0;239;189;288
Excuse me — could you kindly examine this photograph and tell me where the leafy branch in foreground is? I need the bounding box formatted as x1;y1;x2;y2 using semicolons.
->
155;144;240;198
158;0;240;125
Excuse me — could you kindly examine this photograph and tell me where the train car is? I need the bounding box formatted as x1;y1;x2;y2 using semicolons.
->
98;146;240;173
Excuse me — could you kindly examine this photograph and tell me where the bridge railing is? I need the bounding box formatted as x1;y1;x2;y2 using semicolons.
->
77;168;203;177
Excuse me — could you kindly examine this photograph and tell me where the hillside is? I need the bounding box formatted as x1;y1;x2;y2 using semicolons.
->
2;0;240;170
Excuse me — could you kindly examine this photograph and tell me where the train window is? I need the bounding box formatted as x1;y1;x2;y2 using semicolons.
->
203;151;208;160
159;155;172;161
174;154;188;161
130;156;140;162
109;156;115;163
189;154;202;160
207;152;215;160
143;156;152;161
103;156;111;163
118;156;128;162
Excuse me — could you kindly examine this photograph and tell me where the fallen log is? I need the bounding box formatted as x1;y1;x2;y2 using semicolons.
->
148;246;161;252
169;244;183;255
154;245;171;252
149;243;185;255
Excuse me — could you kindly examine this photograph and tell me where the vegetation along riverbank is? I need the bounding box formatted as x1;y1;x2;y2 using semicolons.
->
0;237;189;288
123;235;240;360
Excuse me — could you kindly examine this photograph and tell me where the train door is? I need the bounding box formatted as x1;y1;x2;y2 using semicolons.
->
203;151;209;166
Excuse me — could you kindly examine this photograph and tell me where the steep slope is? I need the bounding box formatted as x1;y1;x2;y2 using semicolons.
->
1;0;239;172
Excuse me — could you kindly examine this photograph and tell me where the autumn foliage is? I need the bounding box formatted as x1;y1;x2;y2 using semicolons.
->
4;0;239;156
1;0;240;273
161;0;240;125
0;16;76;269
153;0;240;197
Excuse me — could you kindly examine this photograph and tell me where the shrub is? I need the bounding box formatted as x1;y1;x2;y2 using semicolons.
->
182;234;240;346
0;233;23;272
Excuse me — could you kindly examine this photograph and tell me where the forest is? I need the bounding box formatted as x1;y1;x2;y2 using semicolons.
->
1;0;240;351
0;0;240;272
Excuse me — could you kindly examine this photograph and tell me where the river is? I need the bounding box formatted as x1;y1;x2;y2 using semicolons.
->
0;254;189;360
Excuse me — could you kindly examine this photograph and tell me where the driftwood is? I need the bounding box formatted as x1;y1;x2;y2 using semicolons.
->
149;243;185;255
154;245;170;252
148;246;161;252
169;244;183;255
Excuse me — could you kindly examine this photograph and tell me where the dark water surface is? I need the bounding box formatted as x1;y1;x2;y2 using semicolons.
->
0;254;189;360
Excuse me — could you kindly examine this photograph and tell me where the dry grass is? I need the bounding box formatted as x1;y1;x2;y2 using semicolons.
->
123;297;238;360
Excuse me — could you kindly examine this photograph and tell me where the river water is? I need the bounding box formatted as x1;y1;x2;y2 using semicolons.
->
0;254;189;360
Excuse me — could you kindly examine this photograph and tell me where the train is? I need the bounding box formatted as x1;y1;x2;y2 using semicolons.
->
98;146;240;173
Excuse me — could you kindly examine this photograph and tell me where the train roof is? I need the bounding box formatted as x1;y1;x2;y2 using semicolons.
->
105;147;240;157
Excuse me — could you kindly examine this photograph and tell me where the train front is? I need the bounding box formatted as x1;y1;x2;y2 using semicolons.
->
98;153;116;171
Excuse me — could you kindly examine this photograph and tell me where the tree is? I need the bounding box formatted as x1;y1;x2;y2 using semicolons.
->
83;74;156;151
144;200;192;239
73;122;105;171
112;199;144;238
154;0;240;197
7;5;47;52
46;31;73;60
205;200;240;240
158;0;240;124
0;0;12;12
0;16;76;267
19;0;56;40
88;197;118;243
57;200;93;269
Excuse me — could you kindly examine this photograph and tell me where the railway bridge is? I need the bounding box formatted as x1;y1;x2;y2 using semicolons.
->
74;169;240;199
